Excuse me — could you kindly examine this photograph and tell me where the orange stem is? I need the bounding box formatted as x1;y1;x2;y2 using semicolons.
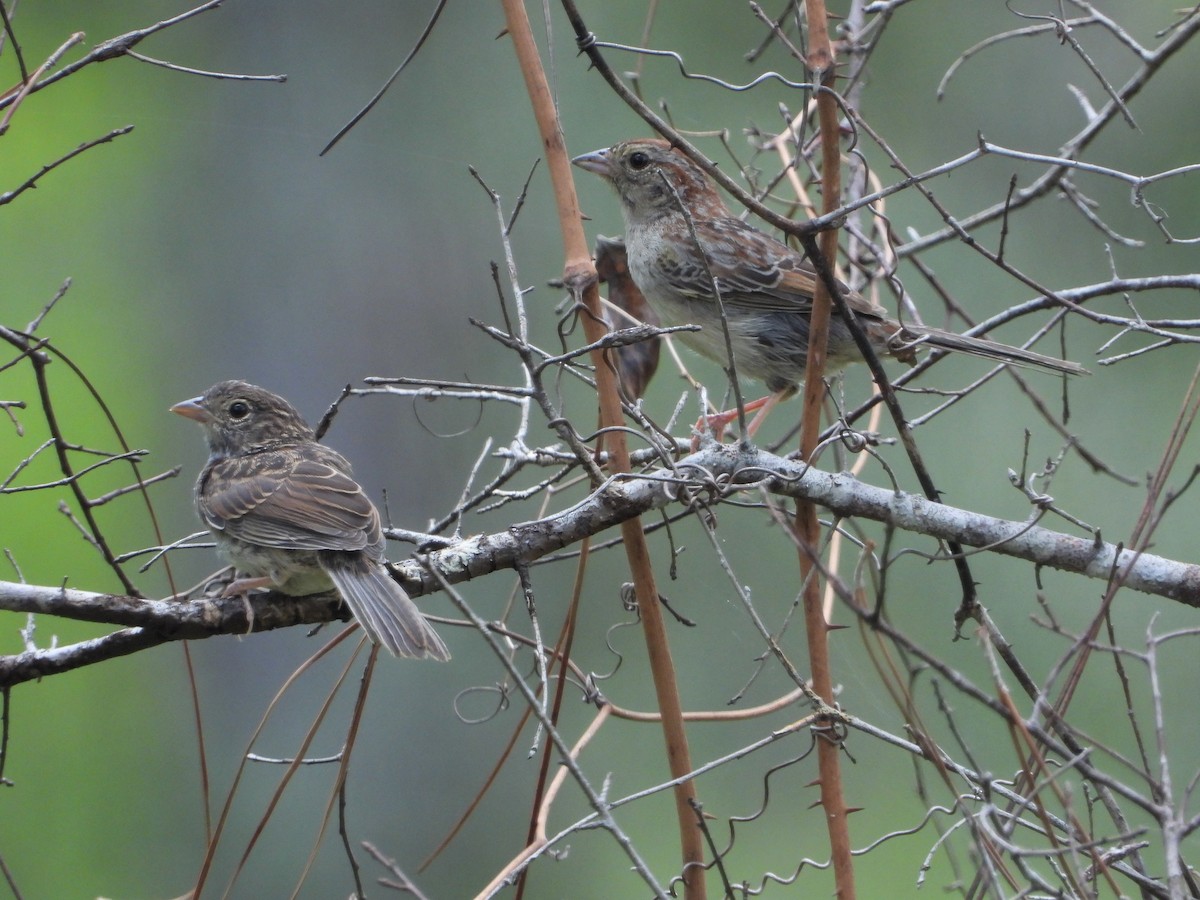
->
501;2;705;896
795;1;857;897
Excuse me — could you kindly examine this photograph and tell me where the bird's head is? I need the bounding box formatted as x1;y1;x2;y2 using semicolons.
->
572;139;730;225
171;380;314;457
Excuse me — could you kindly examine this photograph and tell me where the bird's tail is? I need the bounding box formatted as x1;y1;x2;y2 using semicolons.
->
896;325;1089;376
322;553;451;660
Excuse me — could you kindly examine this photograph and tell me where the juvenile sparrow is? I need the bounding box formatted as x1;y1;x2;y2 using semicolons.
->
172;380;450;660
573;139;1085;408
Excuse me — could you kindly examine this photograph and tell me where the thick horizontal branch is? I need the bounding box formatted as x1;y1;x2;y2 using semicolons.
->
3;444;1196;685
0;586;348;685
738;448;1199;604
400;443;1199;606
0;582;347;634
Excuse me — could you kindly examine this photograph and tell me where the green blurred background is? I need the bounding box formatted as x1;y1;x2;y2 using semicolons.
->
2;2;1198;897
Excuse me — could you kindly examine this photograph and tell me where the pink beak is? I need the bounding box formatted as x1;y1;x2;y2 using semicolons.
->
571;148;615;180
169;397;210;423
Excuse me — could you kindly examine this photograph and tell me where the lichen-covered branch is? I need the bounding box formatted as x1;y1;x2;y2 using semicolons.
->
5;442;1196;686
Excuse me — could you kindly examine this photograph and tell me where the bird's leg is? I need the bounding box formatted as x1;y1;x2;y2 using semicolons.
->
743;392;783;436
691;393;779;448
222;575;272;634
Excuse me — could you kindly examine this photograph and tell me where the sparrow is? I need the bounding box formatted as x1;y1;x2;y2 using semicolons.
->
172;380;450;660
572;139;1085;412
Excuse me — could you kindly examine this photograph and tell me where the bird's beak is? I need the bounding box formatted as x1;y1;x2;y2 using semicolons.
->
170;397;211;423
571;148;614;180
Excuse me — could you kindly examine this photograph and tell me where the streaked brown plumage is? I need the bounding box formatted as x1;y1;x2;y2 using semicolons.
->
172;380;450;660
573;139;1086;396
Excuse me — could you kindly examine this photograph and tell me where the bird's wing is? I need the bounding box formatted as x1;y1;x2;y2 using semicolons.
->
199;449;378;553
658;216;888;322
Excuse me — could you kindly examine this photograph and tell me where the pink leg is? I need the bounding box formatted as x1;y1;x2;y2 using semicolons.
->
222;575;272;634
743;392;783;437
222;575;272;598
691;394;778;448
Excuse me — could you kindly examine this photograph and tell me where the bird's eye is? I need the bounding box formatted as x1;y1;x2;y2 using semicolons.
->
628;150;651;170
228;400;251;420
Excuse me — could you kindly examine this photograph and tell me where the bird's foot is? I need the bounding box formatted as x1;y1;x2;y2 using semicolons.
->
221;576;271;635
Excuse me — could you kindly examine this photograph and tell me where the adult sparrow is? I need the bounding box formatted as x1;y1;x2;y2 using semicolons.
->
573;139;1085;411
172;380;450;660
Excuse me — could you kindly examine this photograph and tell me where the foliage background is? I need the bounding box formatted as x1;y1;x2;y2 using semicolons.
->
2;1;1197;896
